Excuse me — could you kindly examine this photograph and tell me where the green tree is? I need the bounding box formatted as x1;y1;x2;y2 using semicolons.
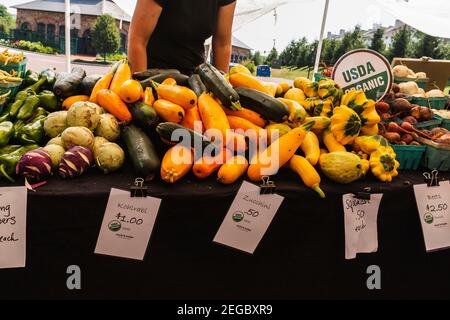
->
350;25;365;49
333;34;352;62
369;28;385;54
92;14;120;61
251;51;263;65
264;47;278;65
387;26;411;61
321;38;337;65
414;32;443;59
0;5;15;33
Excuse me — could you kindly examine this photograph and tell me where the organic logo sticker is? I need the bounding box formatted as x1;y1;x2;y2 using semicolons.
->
424;213;434;224
232;211;244;222
108;220;122;232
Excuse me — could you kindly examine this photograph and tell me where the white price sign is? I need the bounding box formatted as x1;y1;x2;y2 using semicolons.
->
413;181;450;252
343;193;383;260
95;188;161;260
0;187;27;269
214;181;284;254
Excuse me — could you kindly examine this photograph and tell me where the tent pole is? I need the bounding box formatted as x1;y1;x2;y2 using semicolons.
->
313;0;330;75
65;0;71;72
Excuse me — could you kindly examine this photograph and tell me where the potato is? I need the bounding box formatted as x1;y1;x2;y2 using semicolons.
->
95;114;120;141
61;126;95;150
44;111;68;138
67;101;101;131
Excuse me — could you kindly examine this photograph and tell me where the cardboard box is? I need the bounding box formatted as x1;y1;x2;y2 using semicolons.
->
392;57;450;91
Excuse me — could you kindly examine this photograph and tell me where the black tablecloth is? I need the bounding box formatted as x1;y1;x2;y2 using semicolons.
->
1;167;450;299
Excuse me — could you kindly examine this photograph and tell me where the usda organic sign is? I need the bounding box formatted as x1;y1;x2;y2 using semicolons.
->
332;49;393;102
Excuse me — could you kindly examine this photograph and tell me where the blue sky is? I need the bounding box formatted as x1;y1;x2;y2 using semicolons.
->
2;0;399;52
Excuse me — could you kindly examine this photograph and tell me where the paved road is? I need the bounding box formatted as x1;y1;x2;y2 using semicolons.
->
1;45;110;75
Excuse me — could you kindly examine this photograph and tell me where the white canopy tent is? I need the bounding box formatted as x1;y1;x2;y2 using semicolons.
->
61;0;450;72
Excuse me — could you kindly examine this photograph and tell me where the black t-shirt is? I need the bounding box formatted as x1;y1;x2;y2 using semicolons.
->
147;0;236;74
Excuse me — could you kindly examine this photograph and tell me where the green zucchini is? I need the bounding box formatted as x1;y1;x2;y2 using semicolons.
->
129;101;159;129
187;74;206;97
156;122;213;151
235;87;289;122
140;73;189;88
133;69;180;81
80;74;101;95
121;125;160;181
196;63;241;110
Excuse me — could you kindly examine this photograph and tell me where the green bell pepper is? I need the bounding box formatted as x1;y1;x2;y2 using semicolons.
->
17;94;40;120
25;76;47;93
0;121;14;147
17;115;46;145
0;144;39;182
38;90;58;111
13;120;25;141
41;69;56;88
24;70;40;86
32;107;49;118
9;89;31;117
0;145;21;155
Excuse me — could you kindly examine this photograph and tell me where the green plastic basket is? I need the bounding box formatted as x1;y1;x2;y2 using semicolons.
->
0;58;27;78
314;73;329;82
415;115;443;130
412;96;448;110
394;77;429;90
0;80;22;99
433;115;450;130
392;144;426;170
417;138;450;171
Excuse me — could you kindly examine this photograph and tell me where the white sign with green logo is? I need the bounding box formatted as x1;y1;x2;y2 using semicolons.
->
332;49;393;102
413;181;450;252
214;181;284;254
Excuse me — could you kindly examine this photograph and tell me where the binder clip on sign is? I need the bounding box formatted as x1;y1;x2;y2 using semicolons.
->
130;178;148;198
423;170;440;187
260;176;276;195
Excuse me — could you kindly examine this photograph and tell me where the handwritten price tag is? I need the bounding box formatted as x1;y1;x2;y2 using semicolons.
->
0;187;27;269
342;193;383;260
95;188;161;260
213;181;284;254
413;181;450;252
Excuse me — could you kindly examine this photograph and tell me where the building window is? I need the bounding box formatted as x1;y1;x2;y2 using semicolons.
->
47;24;55;36
21;22;30;31
37;23;45;34
59;25;65;37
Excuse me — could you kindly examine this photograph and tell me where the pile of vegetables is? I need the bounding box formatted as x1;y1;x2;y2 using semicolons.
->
0;68;58;181
392;65;427;80
3;55;449;194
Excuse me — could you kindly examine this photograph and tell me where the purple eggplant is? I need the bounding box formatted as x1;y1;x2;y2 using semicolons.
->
16;148;53;182
58;146;93;179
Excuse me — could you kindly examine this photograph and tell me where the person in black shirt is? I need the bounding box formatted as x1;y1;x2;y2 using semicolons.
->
128;0;237;75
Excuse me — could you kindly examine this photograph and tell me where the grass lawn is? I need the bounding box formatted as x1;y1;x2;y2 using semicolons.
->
270;66;318;80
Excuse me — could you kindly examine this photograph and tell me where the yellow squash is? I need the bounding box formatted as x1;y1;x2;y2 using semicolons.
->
229;72;267;94
284;88;306;105
300;131;320;166
247;121;314;181
277;98;307;127
217;155;249;184
323;128;346;153
330;105;362;145
109;60;131;95
289;155;325;198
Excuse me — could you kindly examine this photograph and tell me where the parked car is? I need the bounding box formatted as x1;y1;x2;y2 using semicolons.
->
256;65;271;77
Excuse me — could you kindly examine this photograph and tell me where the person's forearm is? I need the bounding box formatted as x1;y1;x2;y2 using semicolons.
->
212;39;232;73
128;43;148;72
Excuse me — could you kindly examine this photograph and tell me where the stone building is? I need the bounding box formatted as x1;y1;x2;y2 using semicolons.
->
12;0;130;55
